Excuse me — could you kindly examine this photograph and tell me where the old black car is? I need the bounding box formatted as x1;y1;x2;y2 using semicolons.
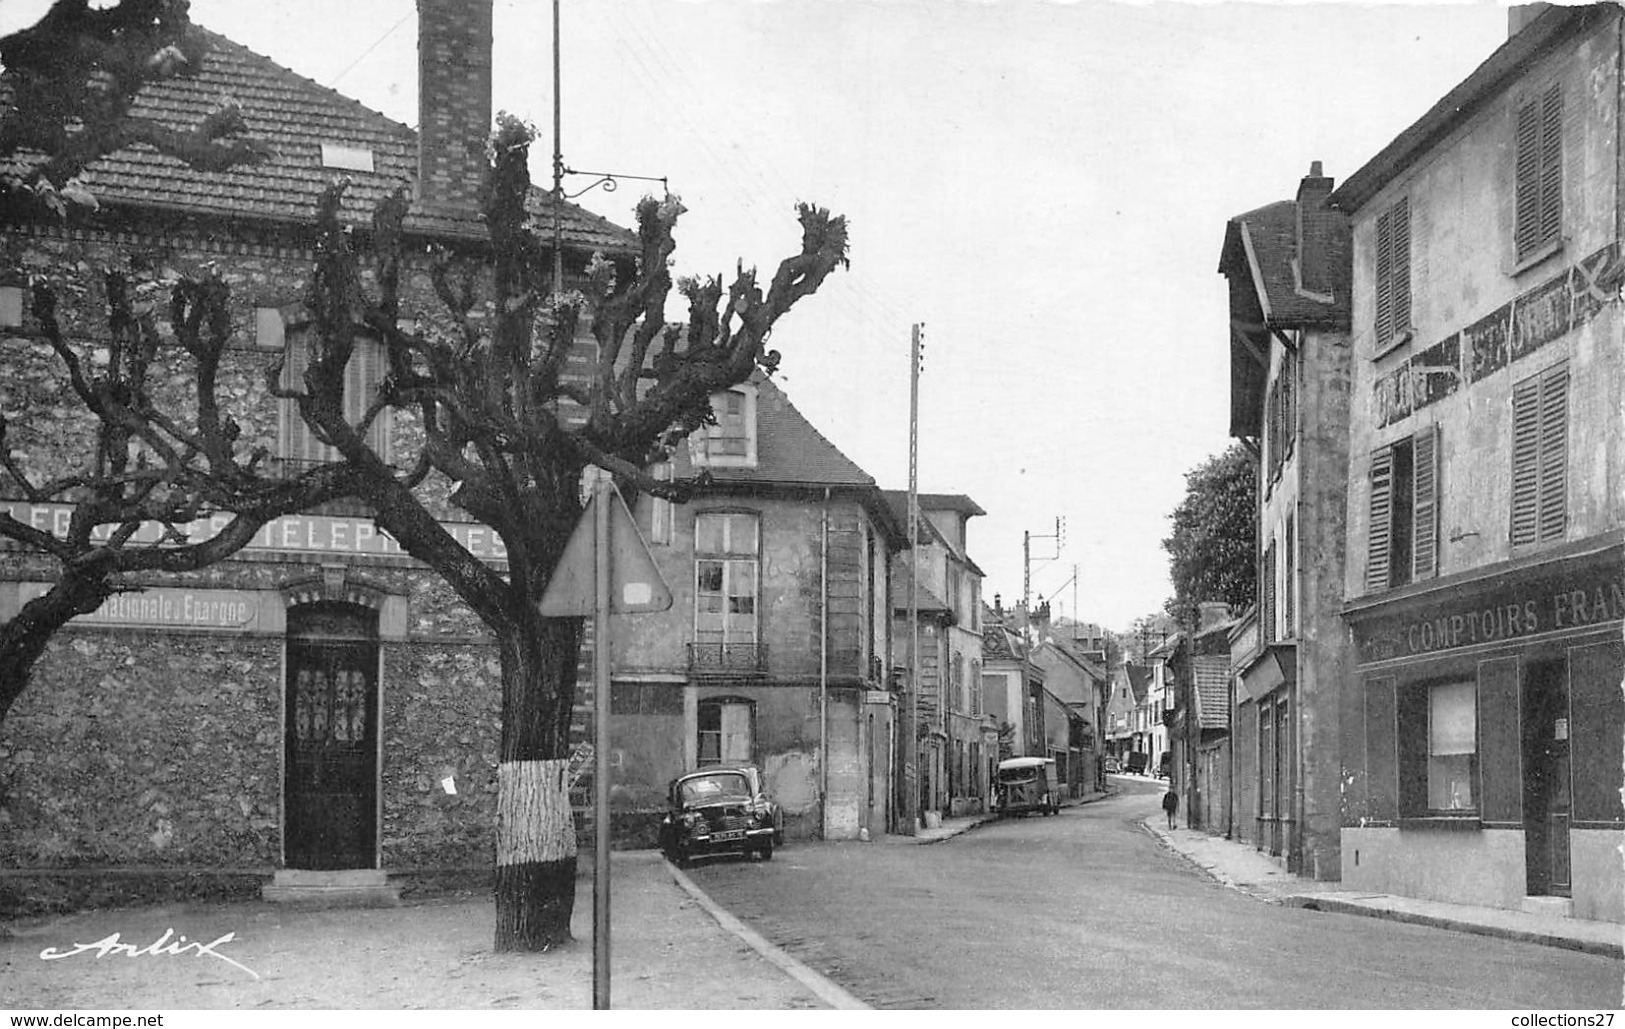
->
658;766;783;865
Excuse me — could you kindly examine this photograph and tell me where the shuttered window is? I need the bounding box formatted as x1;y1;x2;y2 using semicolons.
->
1366;431;1437;593
280;332;391;467
1282;514;1296;639
1514;85;1563;262
1374;197;1411;351
1510;360;1568;546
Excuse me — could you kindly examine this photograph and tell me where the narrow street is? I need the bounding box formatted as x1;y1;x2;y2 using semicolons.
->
685;779;1624;1009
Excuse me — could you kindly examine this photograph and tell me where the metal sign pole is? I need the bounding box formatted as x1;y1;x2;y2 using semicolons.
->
591;475;611;1009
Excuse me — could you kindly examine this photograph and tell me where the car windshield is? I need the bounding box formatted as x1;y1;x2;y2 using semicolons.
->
998;768;1039;784
678;773;752;806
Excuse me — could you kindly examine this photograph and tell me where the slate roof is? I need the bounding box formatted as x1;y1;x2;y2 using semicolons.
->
981;624;1021;662
1193;655;1231;731
700;374;876;489
1124;663;1151;704
1;27;635;252
889;564;950;616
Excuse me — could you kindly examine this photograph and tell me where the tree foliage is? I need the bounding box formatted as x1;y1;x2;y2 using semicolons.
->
1161;443;1258;628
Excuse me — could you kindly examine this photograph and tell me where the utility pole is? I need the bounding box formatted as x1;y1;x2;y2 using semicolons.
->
551;0;564;296
1021;517;1062;755
905;323;924;835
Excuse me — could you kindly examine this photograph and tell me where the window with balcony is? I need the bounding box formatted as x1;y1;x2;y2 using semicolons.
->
692;511;760;672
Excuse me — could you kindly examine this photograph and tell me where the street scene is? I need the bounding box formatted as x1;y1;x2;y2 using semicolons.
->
1;0;1623;1015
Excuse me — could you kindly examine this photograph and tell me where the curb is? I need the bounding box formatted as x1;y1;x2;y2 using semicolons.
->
664;860;871;1010
1283;894;1625;959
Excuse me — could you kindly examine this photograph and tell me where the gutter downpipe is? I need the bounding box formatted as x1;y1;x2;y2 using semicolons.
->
821;488;831;840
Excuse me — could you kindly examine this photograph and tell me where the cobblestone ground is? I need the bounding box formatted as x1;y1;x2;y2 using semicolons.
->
686;784;1625;1009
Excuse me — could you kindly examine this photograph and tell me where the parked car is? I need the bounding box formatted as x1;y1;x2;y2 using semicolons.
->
1103;757;1122;774
993;756;1060;816
658;765;783;865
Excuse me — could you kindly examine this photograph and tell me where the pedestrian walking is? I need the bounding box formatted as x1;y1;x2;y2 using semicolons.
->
1161;787;1179;829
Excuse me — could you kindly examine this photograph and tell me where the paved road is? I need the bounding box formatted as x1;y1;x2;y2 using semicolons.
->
685;780;1624;1008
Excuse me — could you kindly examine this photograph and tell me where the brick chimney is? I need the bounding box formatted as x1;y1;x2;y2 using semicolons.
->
1294;160;1341;302
1508;3;1553;38
416;0;493;212
1197;601;1232;631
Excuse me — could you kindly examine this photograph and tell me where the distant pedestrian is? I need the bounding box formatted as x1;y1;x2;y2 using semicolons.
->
1161;788;1179;829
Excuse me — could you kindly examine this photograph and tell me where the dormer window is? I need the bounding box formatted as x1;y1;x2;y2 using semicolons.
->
694;385;758;467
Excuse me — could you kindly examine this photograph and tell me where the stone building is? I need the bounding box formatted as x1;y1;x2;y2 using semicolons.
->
1218;162;1353;878
1330;4;1623;922
604;374;907;842
0;2;639;908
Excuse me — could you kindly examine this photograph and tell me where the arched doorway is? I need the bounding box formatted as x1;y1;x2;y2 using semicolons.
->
284;601;380;870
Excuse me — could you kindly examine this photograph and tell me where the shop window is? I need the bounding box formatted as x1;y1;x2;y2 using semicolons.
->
1365;425;1440;592
1374;196;1412;353
1399;679;1478;816
694;511;759;646
694;385;757;467
1514;84;1563;264
698;696;754;766
1510;360;1568;547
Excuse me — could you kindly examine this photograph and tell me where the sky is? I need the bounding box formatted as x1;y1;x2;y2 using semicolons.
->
1;0;1517;630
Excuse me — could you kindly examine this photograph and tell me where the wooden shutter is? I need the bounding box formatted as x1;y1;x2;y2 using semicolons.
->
282;334;387;465
1570;640;1625;825
1514;96;1542;258
1515;85;1563;260
1510;373;1541;545
1375;206;1395;346
1538;84;1563;250
1261;540;1276;643
1364;675;1398;822
1390;198;1411;337
1476;657;1522;826
1536;360;1569;542
1411;424;1439;580
1366;446;1394;591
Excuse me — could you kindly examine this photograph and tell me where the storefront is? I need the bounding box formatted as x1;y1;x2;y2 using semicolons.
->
1341;535;1623;922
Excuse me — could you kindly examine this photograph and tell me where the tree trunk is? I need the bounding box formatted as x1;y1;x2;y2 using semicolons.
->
493;606;584;951
0;571;116;724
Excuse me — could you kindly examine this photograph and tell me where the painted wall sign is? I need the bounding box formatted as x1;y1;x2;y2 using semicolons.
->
1351;552;1624;665
1377;242;1619;421
18;582;261;630
0;502;508;562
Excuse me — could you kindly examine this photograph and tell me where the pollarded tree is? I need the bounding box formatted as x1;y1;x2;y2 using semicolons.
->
1161;443;1258;629
278;117;847;950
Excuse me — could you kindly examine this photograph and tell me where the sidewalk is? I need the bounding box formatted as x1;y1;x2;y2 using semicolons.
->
0;851;845;1010
1142;817;1624;959
878;787;1112;845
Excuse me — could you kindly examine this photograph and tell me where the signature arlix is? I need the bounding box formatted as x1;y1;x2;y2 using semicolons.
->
40;929;262;980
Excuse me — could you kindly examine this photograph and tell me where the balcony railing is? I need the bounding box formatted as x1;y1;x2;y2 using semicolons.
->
687;641;767;676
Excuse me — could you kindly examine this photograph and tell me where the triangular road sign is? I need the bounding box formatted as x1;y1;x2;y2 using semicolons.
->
538;485;673;617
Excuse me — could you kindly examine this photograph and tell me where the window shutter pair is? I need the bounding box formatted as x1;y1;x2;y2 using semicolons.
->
1261;541;1277;643
1365;426;1440;592
1375;197;1411;348
1510;360;1569;545
282;333;389;465
1514;85;1563;260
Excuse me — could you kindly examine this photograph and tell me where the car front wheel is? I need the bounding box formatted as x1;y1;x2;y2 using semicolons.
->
757;840;774;861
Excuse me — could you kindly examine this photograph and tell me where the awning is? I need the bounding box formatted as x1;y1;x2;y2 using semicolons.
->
1238;643;1296;703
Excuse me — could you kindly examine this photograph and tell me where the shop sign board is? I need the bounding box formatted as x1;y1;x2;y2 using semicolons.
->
1351;551;1624;666
16;582;261;630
